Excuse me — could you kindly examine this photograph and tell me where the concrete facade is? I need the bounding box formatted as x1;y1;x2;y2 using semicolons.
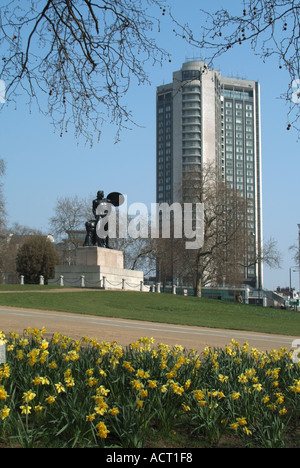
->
156;61;263;289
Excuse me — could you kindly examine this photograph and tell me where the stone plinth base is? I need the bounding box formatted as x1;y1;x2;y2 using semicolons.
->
50;247;149;291
76;246;124;269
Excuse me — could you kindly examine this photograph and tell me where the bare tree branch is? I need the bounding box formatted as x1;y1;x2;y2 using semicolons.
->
171;0;300;136
0;0;171;145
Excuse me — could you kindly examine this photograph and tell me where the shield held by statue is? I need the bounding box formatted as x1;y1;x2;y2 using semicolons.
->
107;192;125;207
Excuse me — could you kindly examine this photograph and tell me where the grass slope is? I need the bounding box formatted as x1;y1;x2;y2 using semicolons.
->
0;286;299;336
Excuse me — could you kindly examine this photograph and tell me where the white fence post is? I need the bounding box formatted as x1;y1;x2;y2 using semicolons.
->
0;340;6;364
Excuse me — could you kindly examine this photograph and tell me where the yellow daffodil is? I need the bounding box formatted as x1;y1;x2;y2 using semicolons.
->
230;422;239;430
16;350;24;360
45;395;56;405
22;390;36;403
253;383;263;392
0;385;9;400
238;373;248;384
55;382;66;394
96;421;110;438
48;361;57;370
136;398;144;409
64;376;75;387
148;380;157;389
0;405;10;420
34;405;44;412
236;417;247;426
20;405;31;415
139;389;148;398
182;404;191;412
87;377;99;387
243;426;252;436
219;374;229;383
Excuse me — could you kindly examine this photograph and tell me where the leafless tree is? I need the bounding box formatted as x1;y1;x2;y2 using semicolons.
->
49;195;91;240
49;194;91;263
157;163;281;296
171;0;300;135
109;213;156;276
156;164;249;296
244;236;282;269
187;166;249;296
0;0;172;145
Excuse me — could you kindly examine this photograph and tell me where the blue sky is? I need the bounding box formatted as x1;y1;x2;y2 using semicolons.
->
0;0;299;291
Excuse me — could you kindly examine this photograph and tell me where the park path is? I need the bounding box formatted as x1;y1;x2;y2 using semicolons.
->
0;304;297;353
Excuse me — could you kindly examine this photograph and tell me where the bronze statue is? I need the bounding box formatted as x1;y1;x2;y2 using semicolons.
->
83;190;124;248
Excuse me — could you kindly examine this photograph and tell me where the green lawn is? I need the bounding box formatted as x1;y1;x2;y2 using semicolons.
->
0;285;299;336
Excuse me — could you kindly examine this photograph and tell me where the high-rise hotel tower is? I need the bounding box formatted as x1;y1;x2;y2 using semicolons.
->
156;61;263;288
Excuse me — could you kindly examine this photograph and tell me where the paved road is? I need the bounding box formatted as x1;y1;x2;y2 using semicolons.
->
0;305;297;353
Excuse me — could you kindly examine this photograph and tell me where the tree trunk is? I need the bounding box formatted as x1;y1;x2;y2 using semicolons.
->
194;261;203;297
196;276;202;297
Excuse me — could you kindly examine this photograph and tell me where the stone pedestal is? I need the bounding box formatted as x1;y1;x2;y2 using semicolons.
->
76;246;124;269
50;247;148;291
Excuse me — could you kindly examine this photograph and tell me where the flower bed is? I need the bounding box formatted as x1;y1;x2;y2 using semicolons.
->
0;328;300;448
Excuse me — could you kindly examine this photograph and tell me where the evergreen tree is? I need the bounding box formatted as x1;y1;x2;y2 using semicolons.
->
16;235;60;284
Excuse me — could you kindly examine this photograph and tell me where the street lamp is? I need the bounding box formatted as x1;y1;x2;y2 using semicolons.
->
290;266;300;293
